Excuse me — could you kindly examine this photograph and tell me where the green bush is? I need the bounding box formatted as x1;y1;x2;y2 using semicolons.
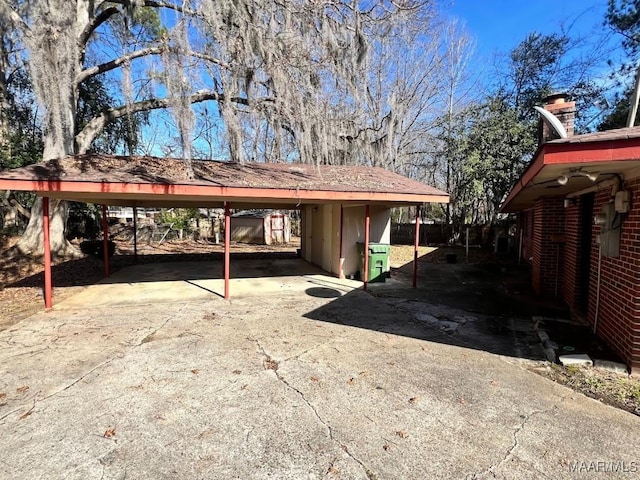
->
157;208;199;233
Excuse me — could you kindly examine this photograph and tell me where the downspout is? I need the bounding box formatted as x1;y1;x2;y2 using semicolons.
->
593;243;602;334
518;227;523;265
555;242;560;298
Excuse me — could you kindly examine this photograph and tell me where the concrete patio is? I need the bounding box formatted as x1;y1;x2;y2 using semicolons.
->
1;260;639;479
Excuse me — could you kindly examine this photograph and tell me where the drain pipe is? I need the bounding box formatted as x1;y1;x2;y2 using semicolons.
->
465;227;469;263
593;243;603;334
554;243;560;297
518;228;523;264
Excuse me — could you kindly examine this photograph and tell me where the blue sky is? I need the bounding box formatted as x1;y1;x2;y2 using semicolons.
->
447;0;612;60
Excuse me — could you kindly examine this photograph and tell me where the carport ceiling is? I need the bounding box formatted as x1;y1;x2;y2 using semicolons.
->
0;154;449;208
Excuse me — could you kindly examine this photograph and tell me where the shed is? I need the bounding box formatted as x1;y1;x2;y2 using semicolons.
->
231;210;291;245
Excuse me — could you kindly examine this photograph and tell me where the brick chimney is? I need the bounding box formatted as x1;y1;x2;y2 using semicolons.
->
538;92;576;143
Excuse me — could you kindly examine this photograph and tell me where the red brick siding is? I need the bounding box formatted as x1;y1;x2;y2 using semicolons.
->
532;198;565;297
562;201;580;308
584;179;640;375
532;179;640;374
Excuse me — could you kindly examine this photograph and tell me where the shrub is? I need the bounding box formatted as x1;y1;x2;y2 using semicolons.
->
157;208;199;233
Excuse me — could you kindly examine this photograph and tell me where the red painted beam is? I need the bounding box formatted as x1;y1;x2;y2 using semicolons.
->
0;178;449;205
413;204;421;288
502;137;640;212
42;197;52;309
102;204;110;277
224;201;230;300
543;139;640;164
364;205;370;291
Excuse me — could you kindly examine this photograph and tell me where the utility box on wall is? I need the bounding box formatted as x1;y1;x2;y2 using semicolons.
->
595;203;621;258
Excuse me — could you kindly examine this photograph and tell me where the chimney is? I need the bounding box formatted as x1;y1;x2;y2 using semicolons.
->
538;92;576;143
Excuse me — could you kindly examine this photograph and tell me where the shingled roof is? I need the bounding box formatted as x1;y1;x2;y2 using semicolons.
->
546;126;640;145
0;154;448;208
502;127;640;212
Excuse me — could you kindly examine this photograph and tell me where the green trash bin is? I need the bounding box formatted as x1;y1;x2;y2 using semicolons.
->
357;243;390;282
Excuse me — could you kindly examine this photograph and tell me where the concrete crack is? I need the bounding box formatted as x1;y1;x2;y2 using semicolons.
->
468;400;562;480
282;342;330;363
138;314;175;345
254;339;377;480
0;354;122;423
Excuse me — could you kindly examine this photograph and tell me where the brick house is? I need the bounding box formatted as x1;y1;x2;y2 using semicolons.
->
502;95;640;376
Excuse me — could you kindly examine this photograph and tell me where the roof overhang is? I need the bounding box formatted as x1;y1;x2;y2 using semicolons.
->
0;178;448;208
501;135;640;213
0;155;449;209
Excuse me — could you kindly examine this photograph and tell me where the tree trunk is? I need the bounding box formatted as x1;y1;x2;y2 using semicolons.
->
12;198;81;259
16;63;80;258
0;22;11;162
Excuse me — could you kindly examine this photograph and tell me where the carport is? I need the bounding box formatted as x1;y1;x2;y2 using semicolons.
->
0;154;449;307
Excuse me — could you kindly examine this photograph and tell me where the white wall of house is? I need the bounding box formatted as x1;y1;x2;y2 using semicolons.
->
301;204;391;278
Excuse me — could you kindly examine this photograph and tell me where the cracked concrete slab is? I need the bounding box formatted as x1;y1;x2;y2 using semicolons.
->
1;261;639;479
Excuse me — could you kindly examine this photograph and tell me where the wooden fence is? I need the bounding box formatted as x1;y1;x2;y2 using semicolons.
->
391;223;491;246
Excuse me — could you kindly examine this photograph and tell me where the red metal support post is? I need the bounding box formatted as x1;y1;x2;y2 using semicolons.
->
42;197;53;309
413;204;421;288
224;201;231;300
364;204;370;290
133;206;138;263
102;204;110;277
339;205;345;279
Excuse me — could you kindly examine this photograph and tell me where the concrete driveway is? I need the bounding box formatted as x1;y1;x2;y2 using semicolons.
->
1;260;639;479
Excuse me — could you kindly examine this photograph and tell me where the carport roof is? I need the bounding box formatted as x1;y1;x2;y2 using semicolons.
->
501;126;640;212
0;154;449;208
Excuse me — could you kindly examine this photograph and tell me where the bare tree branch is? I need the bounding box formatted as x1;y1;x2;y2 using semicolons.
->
75;91;272;153
76;47;230;84
78;6;120;51
105;0;195;16
76;46;164;84
1;194;31;219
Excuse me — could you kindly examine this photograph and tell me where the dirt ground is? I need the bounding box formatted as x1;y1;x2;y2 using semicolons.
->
1;234;639;418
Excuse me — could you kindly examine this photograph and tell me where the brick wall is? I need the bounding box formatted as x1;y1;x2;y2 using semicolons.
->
562;200;581;310
532;198;565;297
585;179;640;375
540;99;576;141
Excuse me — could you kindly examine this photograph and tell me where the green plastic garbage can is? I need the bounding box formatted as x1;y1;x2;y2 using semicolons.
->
357;243;390;282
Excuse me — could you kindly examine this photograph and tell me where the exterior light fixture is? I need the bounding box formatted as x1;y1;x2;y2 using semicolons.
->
580;171;599;182
556;170;599;185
